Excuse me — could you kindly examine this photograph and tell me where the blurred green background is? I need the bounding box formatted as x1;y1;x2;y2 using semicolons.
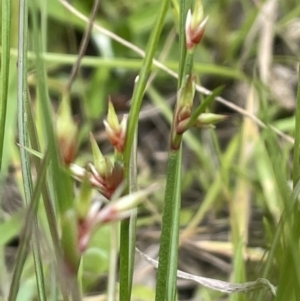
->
1;0;300;300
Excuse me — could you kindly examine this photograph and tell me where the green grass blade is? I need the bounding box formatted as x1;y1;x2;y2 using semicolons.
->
31;2;73;215
31;1;80;296
155;148;182;301
16;1;48;299
14;0;46;298
177;0;191;87
31;0;79;274
26;101;62;262
27;99;70;301
8;151;50;301
119;1;171;300
188;86;224;127
123;0;171;163
293;64;300;186
17;0;31;206
31;227;47;301
2;48;245;80
0;0;11;170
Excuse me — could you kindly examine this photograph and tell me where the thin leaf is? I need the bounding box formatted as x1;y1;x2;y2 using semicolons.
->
155;148;182;301
15;0;47;300
119;0;171;300
188;85;224;128
177;0;191;87
0;0;11;169
8;151;50;301
293;64;300;186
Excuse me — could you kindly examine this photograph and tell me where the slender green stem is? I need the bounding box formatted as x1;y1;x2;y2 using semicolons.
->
155;148;182;301
182;50;194;85
31;225;47;301
40;0;47;51
27;100;69;301
178;0;191;87
8;151;50;301
155;2;194;300
27;101;61;257
31;0;79;295
31;0;73;215
123;0;171;163
119;1;170;301
107;223;119;301
293;64;300;186
17;0;31;206
15;0;46;298
0;0;11;169
1;48;245;80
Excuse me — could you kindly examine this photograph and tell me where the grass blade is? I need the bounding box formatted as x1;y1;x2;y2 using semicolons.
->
0;0;11;169
293;64;300;186
119;1;171;300
177;0;191;87
155;148;182;301
17;0;31;206
8;151;50;301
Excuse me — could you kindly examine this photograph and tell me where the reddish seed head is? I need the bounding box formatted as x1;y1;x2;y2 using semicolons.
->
185;9;208;50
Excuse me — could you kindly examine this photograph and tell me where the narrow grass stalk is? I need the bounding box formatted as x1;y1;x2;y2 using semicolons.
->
8;151;50;301
16;0;47;299
293;64;300;186
155;148;182;301
31;0;79;277
26;102;61;255
2;48;245;79
31;0;73;215
155;1;200;299
31;1;80;297
31;224;47;301
27;101;69;300
119;1;170;300
17;0;31;206
123;0;171;161
177;0;191;87
107;223;119;301
0;0;11;169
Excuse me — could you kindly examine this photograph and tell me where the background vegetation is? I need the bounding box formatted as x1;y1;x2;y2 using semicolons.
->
1;0;300;300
